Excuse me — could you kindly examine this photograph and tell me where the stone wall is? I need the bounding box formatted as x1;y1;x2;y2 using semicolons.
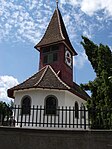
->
0;127;112;149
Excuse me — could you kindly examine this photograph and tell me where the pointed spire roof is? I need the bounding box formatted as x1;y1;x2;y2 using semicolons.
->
34;8;77;55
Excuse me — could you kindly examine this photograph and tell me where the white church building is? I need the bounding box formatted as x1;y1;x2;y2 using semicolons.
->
7;5;89;129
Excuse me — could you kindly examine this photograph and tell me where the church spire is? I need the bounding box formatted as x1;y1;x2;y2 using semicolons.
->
34;7;77;56
56;0;58;8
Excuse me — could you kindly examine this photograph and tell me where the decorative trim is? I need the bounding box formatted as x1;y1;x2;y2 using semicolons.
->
34;66;48;86
48;65;70;89
56;8;65;40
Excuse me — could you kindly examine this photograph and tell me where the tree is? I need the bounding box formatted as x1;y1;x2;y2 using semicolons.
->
81;36;112;129
0;101;13;125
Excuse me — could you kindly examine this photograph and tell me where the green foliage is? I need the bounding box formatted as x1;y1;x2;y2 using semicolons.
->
81;36;112;129
0;101;13;124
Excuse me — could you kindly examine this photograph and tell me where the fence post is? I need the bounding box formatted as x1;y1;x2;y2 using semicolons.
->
39;106;42;127
69;106;71;128
73;107;75;128
35;105;38;127
80;106;82;128
84;106;86;129
58;106;60;127
20;107;23;128
62;106;64;128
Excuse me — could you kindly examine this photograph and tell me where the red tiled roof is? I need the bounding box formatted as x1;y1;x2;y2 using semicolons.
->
7;65;70;98
34;8;77;56
7;65;89;100
70;82;90;100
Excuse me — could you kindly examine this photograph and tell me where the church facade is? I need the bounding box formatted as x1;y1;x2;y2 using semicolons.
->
7;6;89;129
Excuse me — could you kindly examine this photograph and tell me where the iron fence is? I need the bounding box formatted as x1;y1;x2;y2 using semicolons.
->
0;105;112;129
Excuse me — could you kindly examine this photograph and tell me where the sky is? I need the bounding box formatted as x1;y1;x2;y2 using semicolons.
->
0;0;112;103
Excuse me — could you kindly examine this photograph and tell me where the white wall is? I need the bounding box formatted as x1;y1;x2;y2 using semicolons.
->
65;91;86;107
14;88;87;129
14;88;65;106
14;88;85;107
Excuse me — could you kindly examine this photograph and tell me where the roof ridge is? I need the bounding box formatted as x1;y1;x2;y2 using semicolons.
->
48;65;70;89
34;65;48;86
56;8;65;40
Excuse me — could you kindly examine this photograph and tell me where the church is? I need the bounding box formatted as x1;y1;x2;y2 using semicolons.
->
7;3;89;128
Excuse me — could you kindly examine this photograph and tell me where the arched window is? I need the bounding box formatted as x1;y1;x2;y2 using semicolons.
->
75;101;79;119
21;95;31;115
45;95;58;115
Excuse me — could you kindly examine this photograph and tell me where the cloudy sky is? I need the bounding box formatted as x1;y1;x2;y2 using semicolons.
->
0;0;112;102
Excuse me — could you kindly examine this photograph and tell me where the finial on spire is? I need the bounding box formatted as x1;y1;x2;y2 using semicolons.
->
56;0;58;8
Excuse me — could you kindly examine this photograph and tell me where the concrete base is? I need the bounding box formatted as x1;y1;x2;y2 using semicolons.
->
0;127;112;149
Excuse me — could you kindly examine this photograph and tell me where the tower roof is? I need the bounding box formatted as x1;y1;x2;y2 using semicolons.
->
34;8;77;56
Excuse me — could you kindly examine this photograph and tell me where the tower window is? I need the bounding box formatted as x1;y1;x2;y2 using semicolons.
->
42;47;50;53
42;45;59;53
21;95;31;115
45;95;58;115
43;53;58;64
42;45;58;64
53;53;58;61
43;55;48;64
51;45;59;51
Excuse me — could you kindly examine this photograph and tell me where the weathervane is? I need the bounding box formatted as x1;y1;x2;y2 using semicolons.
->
56;0;58;8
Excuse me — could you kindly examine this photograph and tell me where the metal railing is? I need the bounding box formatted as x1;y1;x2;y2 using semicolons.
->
0;105;112;129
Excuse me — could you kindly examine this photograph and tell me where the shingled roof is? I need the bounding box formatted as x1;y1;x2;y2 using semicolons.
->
8;65;89;100
34;8;77;56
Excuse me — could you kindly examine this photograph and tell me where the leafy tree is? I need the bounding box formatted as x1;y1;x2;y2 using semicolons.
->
0;101;13;125
81;36;112;129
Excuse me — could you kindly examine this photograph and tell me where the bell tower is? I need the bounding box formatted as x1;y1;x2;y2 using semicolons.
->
34;7;77;87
